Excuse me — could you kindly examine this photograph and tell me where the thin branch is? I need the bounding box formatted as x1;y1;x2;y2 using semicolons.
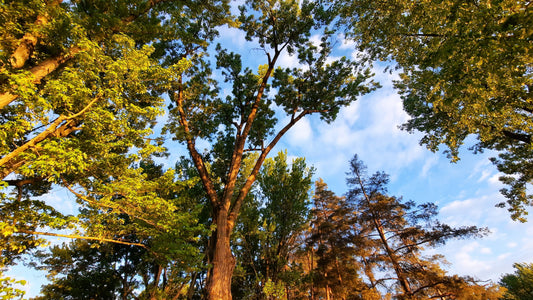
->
62;179;164;231
4;177;44;187
16;229;150;249
221;49;282;214
174;80;219;209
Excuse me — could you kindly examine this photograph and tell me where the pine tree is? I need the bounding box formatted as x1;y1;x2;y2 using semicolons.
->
346;154;503;299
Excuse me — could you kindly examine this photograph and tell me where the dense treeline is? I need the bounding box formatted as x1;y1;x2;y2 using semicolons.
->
33;154;504;299
0;0;530;299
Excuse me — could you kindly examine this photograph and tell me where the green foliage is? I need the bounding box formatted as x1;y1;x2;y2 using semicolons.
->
33;161;209;299
500;262;533;300
0;0;231;289
336;0;532;221
34;240;135;300
263;278;286;300
0;273;25;300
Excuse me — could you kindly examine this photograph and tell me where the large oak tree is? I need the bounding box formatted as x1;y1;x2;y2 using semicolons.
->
164;0;376;297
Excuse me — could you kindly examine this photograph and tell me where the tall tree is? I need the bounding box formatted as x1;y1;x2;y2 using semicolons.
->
306;179;368;300
232;151;314;299
346;154;503;299
335;0;532;221
164;1;377;298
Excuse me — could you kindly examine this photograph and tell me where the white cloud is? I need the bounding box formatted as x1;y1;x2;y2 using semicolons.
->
477;169;492;183
480;247;492;254
337;33;357;51
507;242;517;248
277;51;301;69
286;117;313;145
488;174;502;185
420;156;439;178
217;25;248;50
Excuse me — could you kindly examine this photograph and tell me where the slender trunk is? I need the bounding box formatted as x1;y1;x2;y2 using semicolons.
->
186;272;198;300
374;221;412;296
354;169;413;297
206;208;235;300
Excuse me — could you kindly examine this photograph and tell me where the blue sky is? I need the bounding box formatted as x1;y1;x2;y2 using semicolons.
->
7;13;533;298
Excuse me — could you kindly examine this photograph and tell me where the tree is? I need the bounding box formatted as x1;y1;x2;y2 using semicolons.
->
0;0;229;292
232;151;314;299
346;154;503;299
335;0;532;221
306;179;368;300
500;262;533;300
163;1;377;298
32;160;210;299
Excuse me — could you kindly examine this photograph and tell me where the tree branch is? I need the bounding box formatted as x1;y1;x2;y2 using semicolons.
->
221;49;282;214
227;110;308;231
0;46;81;110
16;229;150;249
8;1;63;69
0;96;98;178
62;179;165;231
1;0;166;110
174;81;219;209
502;130;531;144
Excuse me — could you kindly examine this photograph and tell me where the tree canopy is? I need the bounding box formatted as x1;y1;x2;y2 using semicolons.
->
336;0;532;221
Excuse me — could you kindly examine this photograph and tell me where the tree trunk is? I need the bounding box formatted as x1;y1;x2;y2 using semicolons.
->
206;208;236;300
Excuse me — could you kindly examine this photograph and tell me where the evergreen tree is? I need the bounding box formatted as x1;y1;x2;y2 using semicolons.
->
346;154;503;299
306;179;368;300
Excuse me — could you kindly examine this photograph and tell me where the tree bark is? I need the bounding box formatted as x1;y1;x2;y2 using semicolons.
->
206;208;235;300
